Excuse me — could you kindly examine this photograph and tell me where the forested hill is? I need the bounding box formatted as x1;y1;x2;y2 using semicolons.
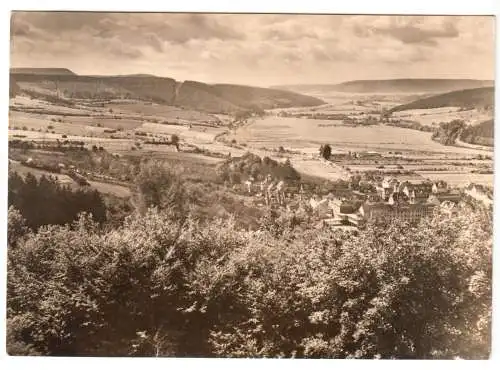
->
273;79;494;94
460;119;494;147
389;87;494;113
9;68;325;113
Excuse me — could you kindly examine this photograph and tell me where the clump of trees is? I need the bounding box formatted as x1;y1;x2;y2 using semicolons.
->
133;159;187;218
216;152;300;184
6;201;492;358
170;134;180;151
8;171;107;230
386;120;434;133
432;120;466;146
319;144;332;160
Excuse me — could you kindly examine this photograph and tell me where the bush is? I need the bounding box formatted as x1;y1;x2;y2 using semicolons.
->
7;209;247;356
8;171;107;230
207;207;492;359
319;144;332;160
133;160;187;218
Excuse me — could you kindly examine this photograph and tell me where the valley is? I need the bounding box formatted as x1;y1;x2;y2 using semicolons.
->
9;72;494;193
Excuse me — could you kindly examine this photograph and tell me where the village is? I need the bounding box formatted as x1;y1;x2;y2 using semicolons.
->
221;149;493;230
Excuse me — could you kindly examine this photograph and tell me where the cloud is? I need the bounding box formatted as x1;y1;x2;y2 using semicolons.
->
263;23;319;41
367;17;460;45
9;13;494;85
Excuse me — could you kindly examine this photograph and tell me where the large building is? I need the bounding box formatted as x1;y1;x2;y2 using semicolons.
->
338;201;436;227
361;202;436;224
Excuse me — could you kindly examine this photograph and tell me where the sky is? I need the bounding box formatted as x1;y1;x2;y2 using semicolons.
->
9;12;496;87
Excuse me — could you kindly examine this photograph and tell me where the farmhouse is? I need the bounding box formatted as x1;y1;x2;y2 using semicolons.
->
358;151;382;159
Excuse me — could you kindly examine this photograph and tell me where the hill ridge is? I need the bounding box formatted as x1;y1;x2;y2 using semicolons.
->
273;79;494;94
388;87;494;113
9;68;325;113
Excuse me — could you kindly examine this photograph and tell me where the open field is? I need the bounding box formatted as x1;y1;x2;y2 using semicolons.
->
416;171;493;187
86;180;131;197
107;101;221;123
228;116;492;156
8;89;494;190
392;107;493;127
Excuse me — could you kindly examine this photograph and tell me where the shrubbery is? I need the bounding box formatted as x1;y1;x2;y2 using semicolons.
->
6;201;492;358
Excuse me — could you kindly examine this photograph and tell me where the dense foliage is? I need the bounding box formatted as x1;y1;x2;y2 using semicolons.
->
8;171;107;230
431;120;466;146
133;159;188;218
319;144;332;160
216;152;301;184
7;200;491;358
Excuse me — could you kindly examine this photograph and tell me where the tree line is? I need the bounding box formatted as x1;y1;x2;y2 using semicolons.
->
8;171;107;230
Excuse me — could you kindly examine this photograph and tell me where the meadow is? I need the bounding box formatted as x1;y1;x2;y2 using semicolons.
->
107;101;220;123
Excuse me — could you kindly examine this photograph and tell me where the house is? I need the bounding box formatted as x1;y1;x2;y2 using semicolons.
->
309;196;331;218
399;182;433;204
426;194;441;206
388;191;410;205
427;191;462;205
338;200;367;226
464;184;493;207
378;176;400;200
362;202;436;224
440;201;458;217
432;181;448;194
435;192;462;204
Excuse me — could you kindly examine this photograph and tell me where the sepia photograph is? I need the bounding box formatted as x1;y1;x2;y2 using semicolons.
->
5;9;495;360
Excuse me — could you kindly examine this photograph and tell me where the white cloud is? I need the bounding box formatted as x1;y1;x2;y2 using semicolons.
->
10;13;495;86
